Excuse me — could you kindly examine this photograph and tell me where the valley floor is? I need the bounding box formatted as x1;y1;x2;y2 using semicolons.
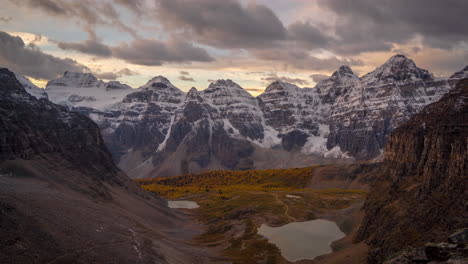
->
136;165;372;264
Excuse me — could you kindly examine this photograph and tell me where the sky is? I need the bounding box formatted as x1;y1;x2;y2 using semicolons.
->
0;0;467;95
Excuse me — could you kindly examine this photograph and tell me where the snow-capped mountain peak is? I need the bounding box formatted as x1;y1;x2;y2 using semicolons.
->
103;81;131;91
185;87;204;102
208;79;240;89
46;71;104;89
332;65;357;79
204;79;255;102
362;54;433;84
139;75;183;94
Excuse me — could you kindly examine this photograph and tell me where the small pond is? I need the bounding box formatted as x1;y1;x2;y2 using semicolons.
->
257;219;345;262
167;200;200;209
286;194;302;199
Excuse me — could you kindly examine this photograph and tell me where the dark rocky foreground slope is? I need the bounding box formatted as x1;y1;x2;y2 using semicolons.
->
0;69;219;264
357;78;468;263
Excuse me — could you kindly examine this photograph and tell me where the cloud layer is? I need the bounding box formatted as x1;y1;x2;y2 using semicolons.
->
0;31;87;79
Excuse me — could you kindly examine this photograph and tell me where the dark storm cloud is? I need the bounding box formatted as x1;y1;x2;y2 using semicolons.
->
318;0;468;54
252;48;363;71
287;21;331;48
309;74;329;83
112;38;214;66
261;73;309;86
0;31;87;79
156;0;287;48
57;39;112;57
10;0;138;38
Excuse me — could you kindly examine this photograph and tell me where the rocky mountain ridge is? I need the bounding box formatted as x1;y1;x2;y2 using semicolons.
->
0;68;218;263
37;55;468;178
357;78;468;263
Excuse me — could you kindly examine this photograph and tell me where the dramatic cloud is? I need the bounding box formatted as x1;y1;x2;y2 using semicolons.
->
10;0;138;38
252;48;363;71
0;31;87;79
318;0;468;54
94;68;137;80
57;38;112;57
112;38;214;66
287;21;331;48
261;73;309;86
309;74;329;83
157;0;287;48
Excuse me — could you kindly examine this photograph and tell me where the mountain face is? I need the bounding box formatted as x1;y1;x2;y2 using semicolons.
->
14;74;48;100
0;68;216;263
43;55;467;178
357;78;468;264
45;71;133;110
327;55;453;159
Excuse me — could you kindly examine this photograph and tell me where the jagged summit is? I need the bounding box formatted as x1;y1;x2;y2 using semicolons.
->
103;81;132;90
204;79;254;101
332;65;356;78
185;87;204;102
148;75;171;84
450;65;468;79
263;80;301;94
46;71;104;89
207;79;242;89
188;87;198;94
140;75;178;91
362;54;433;83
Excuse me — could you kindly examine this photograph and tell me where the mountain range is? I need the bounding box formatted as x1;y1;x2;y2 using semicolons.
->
18;55;468;178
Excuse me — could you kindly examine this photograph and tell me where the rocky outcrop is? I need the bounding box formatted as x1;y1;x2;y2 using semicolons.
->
0;68;217;263
384;229;468;264
357;78;468;263
0;68;123;185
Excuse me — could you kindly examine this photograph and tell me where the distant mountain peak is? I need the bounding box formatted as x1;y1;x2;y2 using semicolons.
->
362;54;432;83
148;75;171;84
140;75;183;92
384;54;415;66
47;71;104;89
187;87;198;95
208;79;240;89
331;65;357;79
264;80;300;93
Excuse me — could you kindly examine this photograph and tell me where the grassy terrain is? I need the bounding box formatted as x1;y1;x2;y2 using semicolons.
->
135;166;367;264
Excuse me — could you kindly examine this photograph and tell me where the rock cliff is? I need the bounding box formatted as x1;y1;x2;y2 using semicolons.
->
357;78;468;263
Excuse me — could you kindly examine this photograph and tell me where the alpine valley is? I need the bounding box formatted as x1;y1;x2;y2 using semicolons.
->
22;55;468;178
